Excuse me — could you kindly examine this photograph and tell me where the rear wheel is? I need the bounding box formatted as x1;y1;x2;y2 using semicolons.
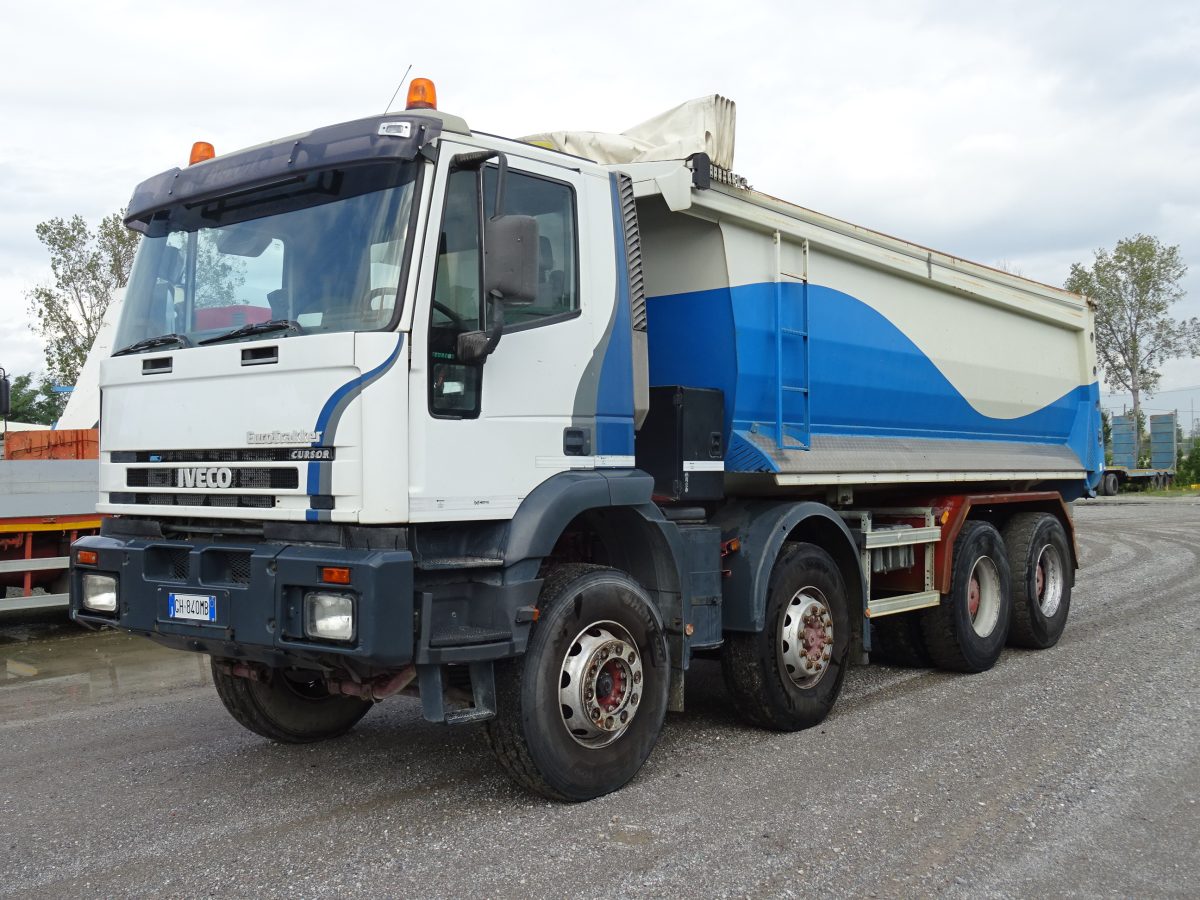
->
210;659;372;743
1003;513;1072;649
485;565;670;801
921;522;1012;673
722;543;850;731
1103;472;1118;496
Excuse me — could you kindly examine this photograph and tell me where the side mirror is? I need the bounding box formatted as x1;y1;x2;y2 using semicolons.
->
484;214;538;306
0;369;9;419
457;215;540;364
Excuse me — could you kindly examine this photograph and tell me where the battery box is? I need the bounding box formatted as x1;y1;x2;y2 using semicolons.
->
634;386;725;502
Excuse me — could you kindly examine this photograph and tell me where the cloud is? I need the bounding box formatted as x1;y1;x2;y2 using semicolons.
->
2;0;1197;390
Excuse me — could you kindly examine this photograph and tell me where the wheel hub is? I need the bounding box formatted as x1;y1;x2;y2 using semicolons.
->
779;589;834;688
1034;544;1064;617
967;556;1001;637
559;622;643;748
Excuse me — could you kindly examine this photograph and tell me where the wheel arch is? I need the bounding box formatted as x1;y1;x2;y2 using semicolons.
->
710;501;866;643
502;469;687;622
935;493;1079;591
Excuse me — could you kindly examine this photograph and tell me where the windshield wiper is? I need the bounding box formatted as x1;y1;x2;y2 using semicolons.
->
198;319;303;346
112;333;193;356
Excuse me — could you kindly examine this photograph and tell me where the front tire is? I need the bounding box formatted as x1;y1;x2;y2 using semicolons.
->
1002;513;1072;649
722;542;851;731
210;659;372;743
485;565;670;802
921;521;1012;673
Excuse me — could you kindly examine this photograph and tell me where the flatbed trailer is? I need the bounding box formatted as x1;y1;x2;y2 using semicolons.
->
1;460;101;612
1097;412;1177;494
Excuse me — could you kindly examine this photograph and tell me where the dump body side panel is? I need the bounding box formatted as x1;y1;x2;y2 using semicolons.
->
632;183;1101;498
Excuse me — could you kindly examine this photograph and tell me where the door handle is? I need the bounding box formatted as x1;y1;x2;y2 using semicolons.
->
563;427;591;456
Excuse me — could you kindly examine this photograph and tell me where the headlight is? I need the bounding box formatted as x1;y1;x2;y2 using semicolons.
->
82;573;118;612
304;591;355;642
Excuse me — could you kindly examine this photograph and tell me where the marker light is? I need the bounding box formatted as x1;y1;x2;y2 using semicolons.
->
189;141;215;165
77;549;98;565
321;566;351;585
406;78;437;111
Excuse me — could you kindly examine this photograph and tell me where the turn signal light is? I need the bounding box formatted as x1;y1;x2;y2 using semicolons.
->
406;78;437;110
321;566;351;585
189;141;215;165
77;549;98;565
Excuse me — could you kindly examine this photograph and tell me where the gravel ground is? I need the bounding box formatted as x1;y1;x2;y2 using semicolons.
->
1;498;1197;898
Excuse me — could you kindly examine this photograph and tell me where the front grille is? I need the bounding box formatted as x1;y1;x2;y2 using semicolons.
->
118;493;276;509
126;468;299;490
200;549;254;585
113;448;334;463
168;548;190;579
228;552;252;584
146;547;191;581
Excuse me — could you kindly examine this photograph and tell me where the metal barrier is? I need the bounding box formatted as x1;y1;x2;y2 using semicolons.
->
0;555;70;611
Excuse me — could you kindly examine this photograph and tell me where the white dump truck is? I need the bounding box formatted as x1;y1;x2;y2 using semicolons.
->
71;81;1100;800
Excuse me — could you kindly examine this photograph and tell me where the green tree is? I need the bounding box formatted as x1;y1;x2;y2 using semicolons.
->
1066;234;1198;462
3;373;68;426
1177;443;1200;487
193;231;247;308
1100;409;1112;465
26;211;140;386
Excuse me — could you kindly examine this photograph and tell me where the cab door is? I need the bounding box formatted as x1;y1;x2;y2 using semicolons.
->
408;144;615;522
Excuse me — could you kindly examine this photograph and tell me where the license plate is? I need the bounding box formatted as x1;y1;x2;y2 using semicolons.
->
168;592;217;622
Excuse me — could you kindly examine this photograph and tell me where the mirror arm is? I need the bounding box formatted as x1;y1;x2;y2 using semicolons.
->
456;293;506;364
492;153;508;218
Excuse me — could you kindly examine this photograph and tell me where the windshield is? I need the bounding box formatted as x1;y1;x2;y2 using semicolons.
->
115;162;417;351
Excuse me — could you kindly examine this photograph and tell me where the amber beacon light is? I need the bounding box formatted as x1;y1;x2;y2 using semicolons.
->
189;141;215;165
406;78;437;110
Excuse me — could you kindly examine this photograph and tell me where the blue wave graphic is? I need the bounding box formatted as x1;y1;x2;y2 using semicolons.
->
646;281;1100;477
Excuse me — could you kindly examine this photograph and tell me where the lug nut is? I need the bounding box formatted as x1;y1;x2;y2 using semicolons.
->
631;693;639;705
633;671;642;684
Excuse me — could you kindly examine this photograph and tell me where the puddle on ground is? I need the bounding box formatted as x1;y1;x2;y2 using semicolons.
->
0;617;211;719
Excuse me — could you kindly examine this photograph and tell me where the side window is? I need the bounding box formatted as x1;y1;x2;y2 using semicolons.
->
427;162;579;418
483;167;579;328
429;168;483;417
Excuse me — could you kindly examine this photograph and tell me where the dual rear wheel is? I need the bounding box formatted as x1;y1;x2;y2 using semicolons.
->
875;514;1071;672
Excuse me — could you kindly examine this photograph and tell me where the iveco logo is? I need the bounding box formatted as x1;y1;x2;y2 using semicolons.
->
178;467;234;489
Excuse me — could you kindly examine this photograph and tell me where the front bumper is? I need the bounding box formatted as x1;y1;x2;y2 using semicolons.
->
70;533;415;672
69;526;540;675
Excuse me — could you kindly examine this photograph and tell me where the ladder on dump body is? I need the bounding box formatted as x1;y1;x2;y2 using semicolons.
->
774;232;811;450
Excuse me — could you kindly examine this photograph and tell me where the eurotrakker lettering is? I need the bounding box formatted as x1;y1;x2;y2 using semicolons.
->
246;430;322;445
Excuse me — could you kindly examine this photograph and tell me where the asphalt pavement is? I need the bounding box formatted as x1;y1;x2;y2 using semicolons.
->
1;498;1197;898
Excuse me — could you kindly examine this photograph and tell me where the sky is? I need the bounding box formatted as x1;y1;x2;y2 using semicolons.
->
2;0;1198;428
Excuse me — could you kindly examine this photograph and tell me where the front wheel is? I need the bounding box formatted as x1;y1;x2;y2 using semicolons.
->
722;542;851;731
485;565;670;802
210;659;372;743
